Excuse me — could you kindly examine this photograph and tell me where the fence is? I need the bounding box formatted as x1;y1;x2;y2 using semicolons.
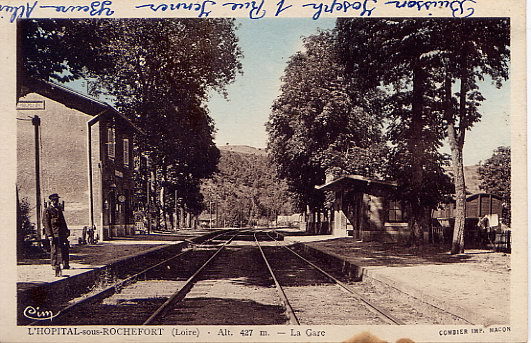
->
431;223;511;253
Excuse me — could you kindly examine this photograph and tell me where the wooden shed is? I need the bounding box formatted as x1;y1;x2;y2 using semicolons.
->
432;193;503;219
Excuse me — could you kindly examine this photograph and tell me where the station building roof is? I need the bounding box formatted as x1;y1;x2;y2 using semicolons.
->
315;175;397;192
20;77;145;135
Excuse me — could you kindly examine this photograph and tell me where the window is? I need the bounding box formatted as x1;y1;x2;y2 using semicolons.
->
388;200;405;222
123;138;130;167
107;127;115;159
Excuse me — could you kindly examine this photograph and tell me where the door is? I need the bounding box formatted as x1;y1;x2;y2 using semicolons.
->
352;193;362;240
108;191;116;226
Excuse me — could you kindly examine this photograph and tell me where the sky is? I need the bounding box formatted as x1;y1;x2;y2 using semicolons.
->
207;18;336;149
207;18;511;166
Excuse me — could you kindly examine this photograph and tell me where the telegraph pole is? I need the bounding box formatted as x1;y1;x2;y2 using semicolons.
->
32;115;42;240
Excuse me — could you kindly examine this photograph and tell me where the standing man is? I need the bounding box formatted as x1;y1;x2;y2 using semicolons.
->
43;193;70;276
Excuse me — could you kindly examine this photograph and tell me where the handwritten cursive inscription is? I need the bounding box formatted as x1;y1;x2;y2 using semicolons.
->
384;0;476;17
223;0;266;19
0;1;37;23
23;306;58;321
135;1;216;17
302;0;377;20
40;1;114;16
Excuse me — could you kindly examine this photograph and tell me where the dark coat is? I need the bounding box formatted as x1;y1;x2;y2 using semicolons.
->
43;205;69;238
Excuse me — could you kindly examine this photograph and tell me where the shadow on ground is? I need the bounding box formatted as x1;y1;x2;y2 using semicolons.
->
301;238;503;268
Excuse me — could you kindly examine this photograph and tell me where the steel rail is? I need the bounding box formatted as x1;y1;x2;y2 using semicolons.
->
143;231;241;325
265;232;406;325
27;230;233;326
253;233;300;325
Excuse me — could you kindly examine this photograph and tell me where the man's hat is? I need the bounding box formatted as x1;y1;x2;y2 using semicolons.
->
48;193;60;200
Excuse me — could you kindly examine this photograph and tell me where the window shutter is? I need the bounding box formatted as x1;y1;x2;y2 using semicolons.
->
107;127;115;159
123;138;130;167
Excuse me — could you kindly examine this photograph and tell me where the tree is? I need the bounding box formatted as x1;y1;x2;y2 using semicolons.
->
435;19;510;254
267;30;385;217
336;19;452;248
479;146;511;226
19;19;243;228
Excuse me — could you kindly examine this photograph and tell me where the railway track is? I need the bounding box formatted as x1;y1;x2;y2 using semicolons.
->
32;229;470;326
256;231;402;325
31;230;240;325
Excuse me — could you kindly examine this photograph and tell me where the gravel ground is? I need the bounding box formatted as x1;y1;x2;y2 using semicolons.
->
344;277;469;324
303;237;511;325
283;285;387;325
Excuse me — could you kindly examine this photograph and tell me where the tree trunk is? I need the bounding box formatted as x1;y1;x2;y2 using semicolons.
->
181;207;187;228
449;123;467;254
151;167;160;230
407;64;428;248
160;185;168;231
449;60;468;254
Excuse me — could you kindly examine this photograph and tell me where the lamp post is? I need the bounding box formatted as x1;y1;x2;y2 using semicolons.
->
32;115;42;241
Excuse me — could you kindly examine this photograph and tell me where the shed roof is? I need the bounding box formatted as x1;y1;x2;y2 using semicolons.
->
20;77;145;135
441;192;503;204
316;175;397;192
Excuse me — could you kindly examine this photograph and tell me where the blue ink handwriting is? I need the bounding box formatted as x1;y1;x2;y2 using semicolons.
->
23;306;58;321
135;1;216;18
40;1;114;16
0;1;37;23
302;0;377;20
275;0;293;16
222;0;265;19
302;0;378;20
384;0;476;17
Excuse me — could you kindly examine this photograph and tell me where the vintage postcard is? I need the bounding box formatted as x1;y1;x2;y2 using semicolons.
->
0;0;526;342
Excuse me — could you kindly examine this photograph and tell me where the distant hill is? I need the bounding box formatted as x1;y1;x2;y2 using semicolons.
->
464;165;482;194
445;164;482;194
218;144;267;156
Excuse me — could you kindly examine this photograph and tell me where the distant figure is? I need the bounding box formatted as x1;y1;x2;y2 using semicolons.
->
43;193;70;277
478;214;498;249
86;225;96;244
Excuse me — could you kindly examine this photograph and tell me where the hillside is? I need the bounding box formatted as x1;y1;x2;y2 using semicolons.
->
218;144;267;156
444;164;482;194
464;165;482;194
201;146;293;226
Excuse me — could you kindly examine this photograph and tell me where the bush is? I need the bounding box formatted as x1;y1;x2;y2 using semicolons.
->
17;195;36;258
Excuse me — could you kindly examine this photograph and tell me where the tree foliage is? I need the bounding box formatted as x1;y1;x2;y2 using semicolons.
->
479;146;511;225
19;19;243;228
201;148;294;226
267;30;386;212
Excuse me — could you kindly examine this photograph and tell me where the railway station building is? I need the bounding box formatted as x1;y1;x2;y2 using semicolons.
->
315;175;409;242
17;78;143;241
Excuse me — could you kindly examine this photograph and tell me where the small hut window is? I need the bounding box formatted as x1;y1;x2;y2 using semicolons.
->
388;200;404;222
